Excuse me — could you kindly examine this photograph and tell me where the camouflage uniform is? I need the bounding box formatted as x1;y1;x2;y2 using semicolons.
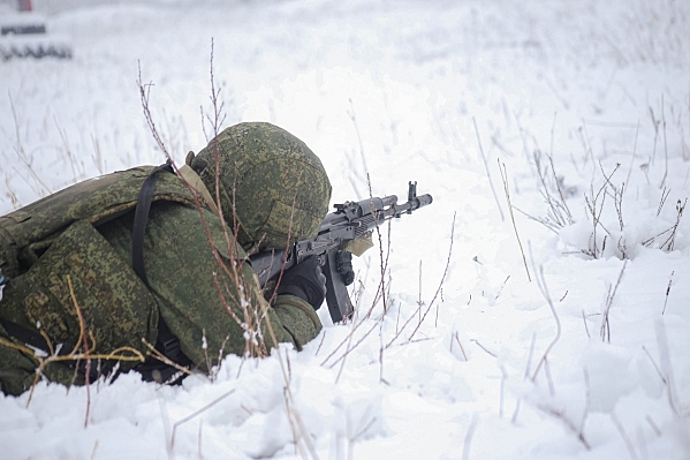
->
0;122;331;395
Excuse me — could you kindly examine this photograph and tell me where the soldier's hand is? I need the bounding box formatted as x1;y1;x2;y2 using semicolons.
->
277;256;327;310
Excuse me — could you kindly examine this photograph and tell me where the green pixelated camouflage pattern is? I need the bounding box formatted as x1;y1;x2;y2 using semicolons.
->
100;202;321;370
0;166;198;279
190;122;332;250
0;162;323;395
1;218;160;355
0;167;193;394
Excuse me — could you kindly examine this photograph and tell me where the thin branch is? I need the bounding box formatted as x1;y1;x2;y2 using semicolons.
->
407;213;455;342
462;414;479;460
67;275;91;428
624;120;640;194
171;389;236;448
611;410;639;460
142;340;208;383
580;367;591;436
471;339;497;358
531;266;561;382
499;160;531;281
535;404;591;450
137;62;171;159
600;261;628;343
661;271;674;315
511;332;537;424
641;345;667;385
474;117;505;221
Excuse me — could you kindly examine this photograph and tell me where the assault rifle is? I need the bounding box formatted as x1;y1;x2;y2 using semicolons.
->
250;181;433;323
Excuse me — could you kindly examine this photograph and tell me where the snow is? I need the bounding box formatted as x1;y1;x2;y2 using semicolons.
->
1;0;689;458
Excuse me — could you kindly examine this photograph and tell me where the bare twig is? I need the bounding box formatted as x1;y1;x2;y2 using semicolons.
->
462;414;479;460
200;39;226;141
137;62;171;160
580;367;591;436
171;388;236;448
381;214;455;349
660;95;668;189
328;320;379;372
313;330;327;357
471;339;497;358
500;365;508;418
641;345;667;385
535;404;591;450
624;120;640;194
649;105;660;165
0;292;144;409
474;117;505;221
142;340;208;382
407;213;455;342
523;150;573;233
450;331;468;362
660;199;687;251
367;173;391;317
531;266;561;382
89;441;99;460
9;95;51;197
600;261;628;343
498;160;531;281
581;310;591;339
645;415;662;437
379;321;388;385
544;359;556;396
578;120;595;168
418;260;423;324
511;332;537;424
656;188;671;217
661;271;674;315
67;275;91;428
654;319;681;418
611;410;639;460
642;198;687;251
583;163;621;258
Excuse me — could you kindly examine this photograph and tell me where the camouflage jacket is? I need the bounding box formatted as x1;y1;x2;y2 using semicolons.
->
0;166;322;395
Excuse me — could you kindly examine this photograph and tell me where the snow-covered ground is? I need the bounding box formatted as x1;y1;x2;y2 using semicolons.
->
1;0;689;458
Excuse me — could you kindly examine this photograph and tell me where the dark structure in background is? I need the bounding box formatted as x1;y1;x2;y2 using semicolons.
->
0;0;72;60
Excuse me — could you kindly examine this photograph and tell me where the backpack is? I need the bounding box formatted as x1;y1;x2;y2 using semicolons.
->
0;165;200;380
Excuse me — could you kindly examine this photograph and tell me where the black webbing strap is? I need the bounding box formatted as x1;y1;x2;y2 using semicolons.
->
131;162;187;370
132;161;173;286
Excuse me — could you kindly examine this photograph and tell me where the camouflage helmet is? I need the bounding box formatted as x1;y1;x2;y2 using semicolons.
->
190;122;332;250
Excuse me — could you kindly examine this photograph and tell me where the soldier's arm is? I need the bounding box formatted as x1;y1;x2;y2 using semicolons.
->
135;204;322;369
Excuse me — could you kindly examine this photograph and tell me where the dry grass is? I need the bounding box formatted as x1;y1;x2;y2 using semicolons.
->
499;160;531;281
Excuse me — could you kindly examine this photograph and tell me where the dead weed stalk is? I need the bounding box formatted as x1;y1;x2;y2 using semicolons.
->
499;160;531;281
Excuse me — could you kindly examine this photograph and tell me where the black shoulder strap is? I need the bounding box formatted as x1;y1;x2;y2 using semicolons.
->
132;161;173;285
131;162;189;370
